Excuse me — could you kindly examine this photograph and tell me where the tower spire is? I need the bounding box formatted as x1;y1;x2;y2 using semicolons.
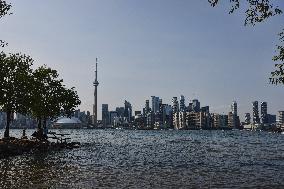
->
95;58;98;82
93;58;99;127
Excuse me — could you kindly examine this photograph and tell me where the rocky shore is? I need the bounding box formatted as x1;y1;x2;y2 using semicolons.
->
0;137;80;159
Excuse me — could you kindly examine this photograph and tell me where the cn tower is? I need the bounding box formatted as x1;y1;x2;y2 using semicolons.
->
93;58;99;127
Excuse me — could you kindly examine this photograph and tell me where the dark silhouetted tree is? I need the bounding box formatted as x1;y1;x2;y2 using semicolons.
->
208;0;282;25
208;0;284;84
31;66;63;132
270;29;284;84
0;52;33;138
30;66;81;136
60;87;81;118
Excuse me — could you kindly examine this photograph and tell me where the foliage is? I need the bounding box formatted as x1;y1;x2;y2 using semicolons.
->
270;30;284;84
0;0;12;47
0;52;81;137
269;64;284;84
0;52;33;113
0;52;34;137
0;1;81;138
30;66;81;129
30;66;63;128
208;0;282;25
273;29;284;62
208;0;284;85
60;87;81;118
0;0;11;18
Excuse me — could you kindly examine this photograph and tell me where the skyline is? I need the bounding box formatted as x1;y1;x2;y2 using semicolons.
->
1;0;284;119
99;95;281;123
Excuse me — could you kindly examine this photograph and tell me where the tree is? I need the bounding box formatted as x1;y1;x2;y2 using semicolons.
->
30;66;81;136
208;0;284;84
208;0;282;25
0;0;12;47
270;29;284;84
0;0;11;18
30;66;63;132
60;87;81;118
0;1;81;138
0;52;34;138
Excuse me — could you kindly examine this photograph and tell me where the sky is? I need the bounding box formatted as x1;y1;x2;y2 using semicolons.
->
0;0;284;120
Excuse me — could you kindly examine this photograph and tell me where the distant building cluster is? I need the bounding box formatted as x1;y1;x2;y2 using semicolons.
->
243;101;280;130
0;97;282;131
100;97;284;131
0;112;37;129
0;110;92;129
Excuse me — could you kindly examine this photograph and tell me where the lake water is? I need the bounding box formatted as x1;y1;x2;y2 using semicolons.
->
0;129;283;188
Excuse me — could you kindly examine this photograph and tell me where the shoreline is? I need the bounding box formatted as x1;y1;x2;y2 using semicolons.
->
0;137;80;159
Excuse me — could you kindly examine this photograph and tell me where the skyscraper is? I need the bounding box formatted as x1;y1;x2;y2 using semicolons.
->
180;95;185;112
244;113;251;124
261;102;268;124
172;97;179;128
231;101;238;128
192;99;200;112
228;112;234;128
231;101;237;115
188;103;193;112
93;58;99;127
201;106;209;113
116;107;125;117
172;97;179;113
124;100;132;121
252;101;260;124
109;111;118;126
102;104;109;126
159;99;163;111
151;96;160;113
144;99;151;115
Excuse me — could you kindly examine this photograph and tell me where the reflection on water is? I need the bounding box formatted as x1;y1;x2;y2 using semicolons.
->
0;129;283;188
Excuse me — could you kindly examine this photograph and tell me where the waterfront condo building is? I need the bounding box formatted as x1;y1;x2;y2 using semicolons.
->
261;102;268;124
244;113;251;125
173;112;179;130
211;113;228;128
252;101;260;124
278;111;284;127
186;111;209;129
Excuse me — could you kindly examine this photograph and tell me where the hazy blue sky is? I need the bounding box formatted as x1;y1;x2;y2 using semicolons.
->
1;0;284;120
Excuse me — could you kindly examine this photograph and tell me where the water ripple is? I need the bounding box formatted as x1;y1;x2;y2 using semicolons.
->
0;129;283;188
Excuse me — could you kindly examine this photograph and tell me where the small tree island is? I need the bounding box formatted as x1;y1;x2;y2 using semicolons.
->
0;52;81;158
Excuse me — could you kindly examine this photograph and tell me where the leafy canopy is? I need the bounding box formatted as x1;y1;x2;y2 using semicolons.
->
0;52;33;114
208;0;284;85
0;0;12;47
30;65;81;122
208;0;282;25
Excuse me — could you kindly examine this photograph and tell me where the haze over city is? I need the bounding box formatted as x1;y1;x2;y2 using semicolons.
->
0;0;284;119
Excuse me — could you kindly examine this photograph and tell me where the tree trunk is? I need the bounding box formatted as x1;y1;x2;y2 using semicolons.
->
43;117;48;138
43;117;47;130
38;117;42;129
37;117;43;139
4;110;11;138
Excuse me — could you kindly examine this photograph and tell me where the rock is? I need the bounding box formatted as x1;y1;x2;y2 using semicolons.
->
0;137;80;159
